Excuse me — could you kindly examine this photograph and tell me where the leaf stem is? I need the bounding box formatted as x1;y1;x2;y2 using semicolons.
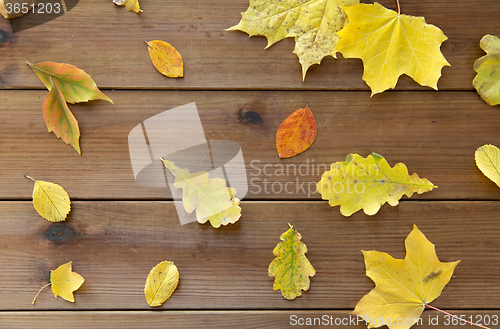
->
23;174;36;182
32;283;51;305
426;304;491;329
396;0;400;14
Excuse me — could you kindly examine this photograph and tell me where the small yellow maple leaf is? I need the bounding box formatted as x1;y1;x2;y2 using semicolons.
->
335;2;450;95
33;262;85;304
475;144;500;188
268;224;316;300
144;261;179;307
353;225;460;329
25;175;71;222
113;0;142;13
473;35;500;106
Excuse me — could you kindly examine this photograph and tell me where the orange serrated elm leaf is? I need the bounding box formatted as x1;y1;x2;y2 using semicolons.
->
27;61;113;104
145;40;183;78
43;77;81;155
276;105;317;158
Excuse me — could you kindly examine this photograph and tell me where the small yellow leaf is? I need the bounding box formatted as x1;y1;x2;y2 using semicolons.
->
475;144;500;188
144;261;179;307
113;0;142;13
145;40;183;78
0;0;7;19
29;177;71;222
50;262;85;303
268;224;315;300
473;35;500;106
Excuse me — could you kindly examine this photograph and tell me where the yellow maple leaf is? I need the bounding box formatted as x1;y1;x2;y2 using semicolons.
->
25;175;71;222
144;261;179;307
268;224;316;300
475;144;500;188
335;2;449;96
113;0;142;13
161;158;241;228
473;34;500;106
227;0;358;80
33;262;85;304
353;225;460;329
317;153;435;216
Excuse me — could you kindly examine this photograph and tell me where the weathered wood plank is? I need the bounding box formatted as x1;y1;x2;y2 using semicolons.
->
0;201;498;310
0;0;498;90
1;311;499;328
1;90;499;200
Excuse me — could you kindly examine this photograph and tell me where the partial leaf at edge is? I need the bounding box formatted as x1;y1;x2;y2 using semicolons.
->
475;144;500;188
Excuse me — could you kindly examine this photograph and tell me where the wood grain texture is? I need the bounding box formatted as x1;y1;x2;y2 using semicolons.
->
1;311;499;328
1;90;499;200
0;0;498;90
0;201;498;310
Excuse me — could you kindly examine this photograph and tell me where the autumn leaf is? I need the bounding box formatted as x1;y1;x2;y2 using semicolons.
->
475;144;500;188
43;77;81;155
161;158;241;228
1;0;36;19
269;224;315;300
473;34;500;106
353;225;460;329
25;175;71;222
27;62;113;104
113;0;142;13
335;2;449;96
144;261;179;307
145;40;183;78
33;262;85;304
317;153;435;216
227;0;358;79
0;0;7;19
276;105;317;158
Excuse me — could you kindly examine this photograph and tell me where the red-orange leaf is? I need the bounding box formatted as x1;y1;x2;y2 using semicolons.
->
145;40;183;78
43;77;81;155
27;62;113;104
276;106;317;158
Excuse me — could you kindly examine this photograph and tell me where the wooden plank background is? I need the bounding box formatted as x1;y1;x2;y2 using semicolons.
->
1;0;500;327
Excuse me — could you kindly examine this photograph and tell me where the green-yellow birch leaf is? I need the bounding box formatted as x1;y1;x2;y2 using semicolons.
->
43;77;81;155
475;144;500;188
227;0;358;80
27;62;113;104
161;158;241;228
144;261;179;307
473;34;500;106
28;175;71;222
353;225;460;329
317;153;436;216
268;224;315;300
335;2;449;96
113;0;142;13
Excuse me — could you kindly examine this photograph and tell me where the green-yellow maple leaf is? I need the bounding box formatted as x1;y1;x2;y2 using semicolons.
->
161;158;241;228
268;224;316;300
335;2;449;96
475;144;500;188
473;34;500;106
353;225;460;329
227;0;358;80
317;153;436;216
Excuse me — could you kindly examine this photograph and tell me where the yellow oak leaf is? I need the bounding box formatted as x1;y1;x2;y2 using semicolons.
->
144;261;179;307
473;34;500;106
33;262;85;304
145;40;183;78
113;0;142;13
268;224;315;300
317;153;435;216
227;0;358;80
25;175;71;222
161;158;241;228
353;225;460;329
475;144;500;188
335;2;449;96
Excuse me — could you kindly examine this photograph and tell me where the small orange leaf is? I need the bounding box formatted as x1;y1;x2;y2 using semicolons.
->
276;105;317;158
145;40;183;78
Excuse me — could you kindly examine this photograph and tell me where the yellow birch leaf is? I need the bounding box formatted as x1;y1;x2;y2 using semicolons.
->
145;40;183;78
27;175;71;222
113;0;142;13
268;224;316;300
475;144;500;188
317;153;435;216
473;34;500;106
353;225;460;329
33;262;85;304
144;261;179;307
161;158;241;228
335;2;449;96
227;0;358;80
